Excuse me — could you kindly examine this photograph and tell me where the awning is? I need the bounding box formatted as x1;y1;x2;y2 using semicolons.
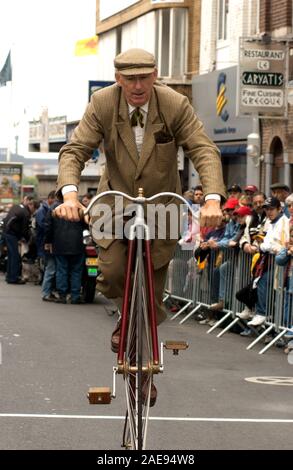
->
218;144;247;156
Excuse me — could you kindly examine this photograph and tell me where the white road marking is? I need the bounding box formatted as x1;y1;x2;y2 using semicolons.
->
245;376;293;386
0;413;293;423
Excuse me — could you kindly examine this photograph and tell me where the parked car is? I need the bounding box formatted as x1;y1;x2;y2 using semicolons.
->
81;229;100;303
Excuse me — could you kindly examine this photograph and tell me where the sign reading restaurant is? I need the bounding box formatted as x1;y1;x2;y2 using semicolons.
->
238;37;288;118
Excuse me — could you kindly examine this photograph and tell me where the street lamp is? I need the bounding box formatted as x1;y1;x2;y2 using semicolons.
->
246;132;264;167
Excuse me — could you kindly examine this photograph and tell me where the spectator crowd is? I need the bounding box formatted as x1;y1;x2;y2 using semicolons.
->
1;181;293;355
178;182;293;355
0;191;95;305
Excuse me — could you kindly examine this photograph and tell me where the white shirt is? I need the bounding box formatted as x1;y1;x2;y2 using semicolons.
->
260;214;289;253
128;102;148;156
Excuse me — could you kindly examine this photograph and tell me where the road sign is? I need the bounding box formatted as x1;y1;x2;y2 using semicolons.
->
242;72;284;87
241;88;283;107
238;38;288;118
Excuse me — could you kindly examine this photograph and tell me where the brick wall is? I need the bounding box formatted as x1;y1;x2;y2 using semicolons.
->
169;83;192;102
259;0;293;188
187;0;201;76
259;0;292;33
262;106;293;165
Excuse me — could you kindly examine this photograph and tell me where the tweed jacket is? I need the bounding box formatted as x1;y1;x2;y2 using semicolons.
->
56;82;225;268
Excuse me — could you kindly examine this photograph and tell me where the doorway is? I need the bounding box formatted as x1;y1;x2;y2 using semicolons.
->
271;136;284;183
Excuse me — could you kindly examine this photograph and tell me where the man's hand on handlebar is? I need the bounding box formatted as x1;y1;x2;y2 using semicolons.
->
200;199;222;228
54;191;85;222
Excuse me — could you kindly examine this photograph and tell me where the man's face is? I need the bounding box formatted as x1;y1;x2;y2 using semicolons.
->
115;70;158;106
82;196;90;207
27;201;35;214
252;195;265;214
223;208;233;222
244;191;254;204
237;215;246;225
193;190;204;205
265;206;281;221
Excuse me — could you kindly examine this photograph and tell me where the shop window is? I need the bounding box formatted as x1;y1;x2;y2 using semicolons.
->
221;153;246;188
217;0;229;42
155;8;187;79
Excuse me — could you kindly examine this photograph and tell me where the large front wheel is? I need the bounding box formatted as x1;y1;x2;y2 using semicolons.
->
123;238;153;450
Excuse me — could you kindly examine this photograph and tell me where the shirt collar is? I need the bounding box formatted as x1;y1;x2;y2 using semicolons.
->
128;102;149;115
271;212;283;225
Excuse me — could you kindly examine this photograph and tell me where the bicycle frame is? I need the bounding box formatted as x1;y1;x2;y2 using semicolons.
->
117;197;159;367
86;188;191;449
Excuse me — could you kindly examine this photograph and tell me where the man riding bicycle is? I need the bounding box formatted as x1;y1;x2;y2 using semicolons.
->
55;48;225;403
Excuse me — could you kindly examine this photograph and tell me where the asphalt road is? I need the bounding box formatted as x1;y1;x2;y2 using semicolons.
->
0;273;293;451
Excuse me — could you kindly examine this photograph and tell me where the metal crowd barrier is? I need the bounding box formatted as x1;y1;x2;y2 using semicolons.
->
164;243;293;354
164;243;196;321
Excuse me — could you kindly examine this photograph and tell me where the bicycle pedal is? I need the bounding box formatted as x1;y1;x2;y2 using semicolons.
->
87;387;112;404
164;340;189;355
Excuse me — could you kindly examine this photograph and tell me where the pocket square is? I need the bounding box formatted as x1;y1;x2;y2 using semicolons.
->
154;130;173;144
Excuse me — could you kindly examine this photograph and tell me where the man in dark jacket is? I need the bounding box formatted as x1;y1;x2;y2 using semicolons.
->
44;208;85;303
35;191;56;259
35;191;57;300
3;196;35;284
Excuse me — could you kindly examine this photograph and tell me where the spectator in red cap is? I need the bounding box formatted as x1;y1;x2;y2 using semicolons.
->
244;185;258;206
200;197;238;243
229;206;253;249
223;197;239;211
205;198;241;315
244;185;258;194
233;206;252;218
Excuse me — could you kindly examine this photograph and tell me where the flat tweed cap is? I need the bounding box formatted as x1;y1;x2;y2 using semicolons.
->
114;48;156;76
270;182;290;191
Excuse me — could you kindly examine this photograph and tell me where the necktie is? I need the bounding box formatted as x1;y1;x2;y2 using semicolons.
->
131;107;144;128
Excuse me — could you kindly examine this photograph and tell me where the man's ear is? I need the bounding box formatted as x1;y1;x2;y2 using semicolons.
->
115;72;122;86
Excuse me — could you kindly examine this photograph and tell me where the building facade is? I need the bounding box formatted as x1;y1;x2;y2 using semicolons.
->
196;0;293;193
95;0;201;190
259;0;293;194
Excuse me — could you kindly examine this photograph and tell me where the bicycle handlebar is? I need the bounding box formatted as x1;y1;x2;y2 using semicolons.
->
85;190;199;219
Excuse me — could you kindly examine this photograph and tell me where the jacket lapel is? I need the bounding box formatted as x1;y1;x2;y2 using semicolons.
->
135;90;164;179
115;91;139;166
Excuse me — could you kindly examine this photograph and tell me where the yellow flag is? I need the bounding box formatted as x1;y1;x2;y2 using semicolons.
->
75;36;98;56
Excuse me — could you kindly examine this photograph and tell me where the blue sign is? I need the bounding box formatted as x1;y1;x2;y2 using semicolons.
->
88;80;115;101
